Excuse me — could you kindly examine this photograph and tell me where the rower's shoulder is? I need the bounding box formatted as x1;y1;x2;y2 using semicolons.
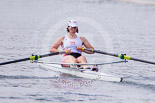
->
60;35;65;39
80;36;87;41
57;35;65;40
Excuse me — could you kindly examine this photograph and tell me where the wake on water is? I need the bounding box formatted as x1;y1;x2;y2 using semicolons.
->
0;74;155;92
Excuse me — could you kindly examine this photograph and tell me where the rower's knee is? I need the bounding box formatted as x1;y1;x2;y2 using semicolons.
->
65;56;78;63
71;57;78;63
77;56;87;63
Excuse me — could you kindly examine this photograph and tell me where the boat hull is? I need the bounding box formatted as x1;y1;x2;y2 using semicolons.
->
39;63;123;82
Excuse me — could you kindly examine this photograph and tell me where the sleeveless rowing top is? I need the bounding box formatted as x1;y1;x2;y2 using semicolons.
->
62;35;82;54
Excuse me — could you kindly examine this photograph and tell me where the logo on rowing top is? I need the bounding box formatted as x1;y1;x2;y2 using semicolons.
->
70;41;76;44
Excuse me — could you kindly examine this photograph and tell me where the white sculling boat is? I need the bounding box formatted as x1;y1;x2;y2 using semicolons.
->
1;48;154;83
37;61;126;82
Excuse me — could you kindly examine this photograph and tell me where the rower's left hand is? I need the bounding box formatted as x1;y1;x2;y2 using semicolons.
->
77;46;84;52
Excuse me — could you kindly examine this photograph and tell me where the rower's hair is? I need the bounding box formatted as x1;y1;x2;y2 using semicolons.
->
66;26;78;33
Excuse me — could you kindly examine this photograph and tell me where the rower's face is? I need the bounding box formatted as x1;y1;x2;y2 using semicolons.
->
68;27;77;34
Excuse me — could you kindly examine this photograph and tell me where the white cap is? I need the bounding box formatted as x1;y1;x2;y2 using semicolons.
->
68;20;78;27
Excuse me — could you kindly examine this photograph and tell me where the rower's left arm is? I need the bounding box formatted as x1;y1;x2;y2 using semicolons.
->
80;36;94;54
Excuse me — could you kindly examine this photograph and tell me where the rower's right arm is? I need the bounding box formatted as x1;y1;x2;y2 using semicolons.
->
50;36;65;53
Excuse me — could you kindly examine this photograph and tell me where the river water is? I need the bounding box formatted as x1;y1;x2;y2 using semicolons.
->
0;0;155;103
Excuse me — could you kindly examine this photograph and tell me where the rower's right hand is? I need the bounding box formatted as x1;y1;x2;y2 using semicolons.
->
64;49;71;54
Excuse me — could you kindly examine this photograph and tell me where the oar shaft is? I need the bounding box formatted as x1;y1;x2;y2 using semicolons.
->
130;57;155;65
84;48;155;65
0;51;65;66
84;48;118;57
39;51;64;58
0;58;30;65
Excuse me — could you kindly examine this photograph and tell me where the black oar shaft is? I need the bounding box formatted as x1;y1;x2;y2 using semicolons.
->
39;52;63;58
0;58;30;65
85;48;118;57
0;51;65;66
130;57;155;65
84;48;155;65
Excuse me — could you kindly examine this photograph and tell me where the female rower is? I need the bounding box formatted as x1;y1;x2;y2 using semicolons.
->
50;20;97;70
